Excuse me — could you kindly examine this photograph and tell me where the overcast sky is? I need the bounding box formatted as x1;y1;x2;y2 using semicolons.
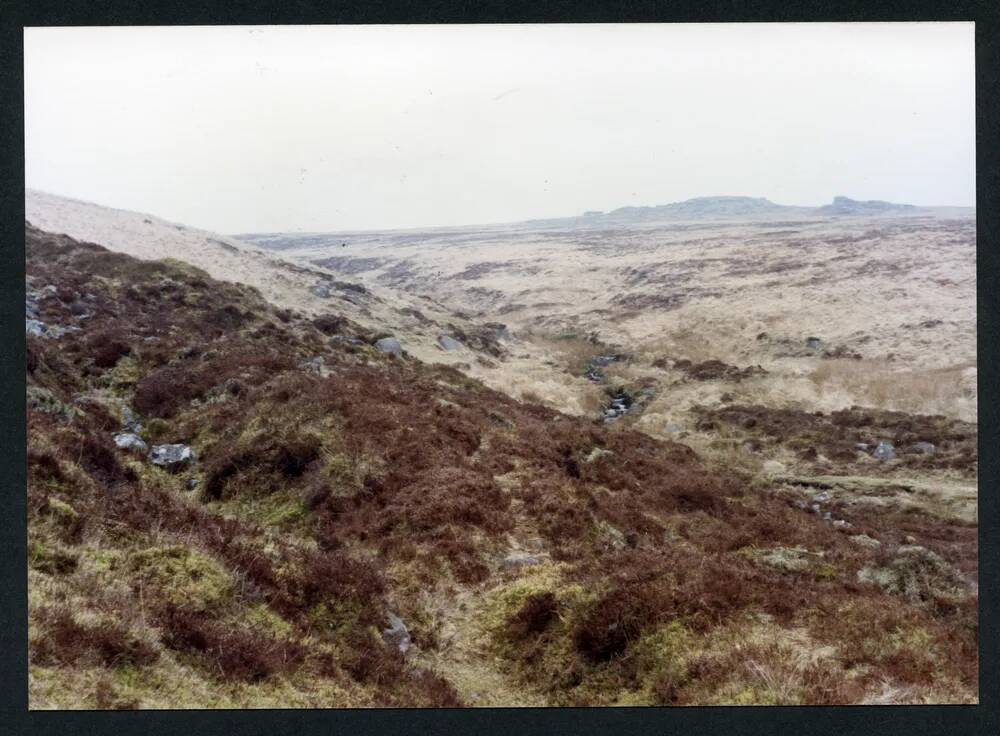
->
25;23;975;233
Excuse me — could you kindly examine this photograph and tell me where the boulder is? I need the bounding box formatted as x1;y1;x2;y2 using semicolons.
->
149;443;196;470
383;612;411;654
872;440;895;461
114;432;148;454
437;335;463;351
375;337;403;356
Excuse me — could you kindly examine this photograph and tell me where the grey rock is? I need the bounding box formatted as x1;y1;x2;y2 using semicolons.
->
831;519;852;529
26;319;48;337
503;553;543;569
911;442;936;455
872;440;895;461
299;356;326;375
309;284;332;299
383;612;411;654
114;432;148;454
121;406;142;433
855;442;870;451
375;337;403;356
811;490;832;504
805;337;823;350
186;478;199;490
149;443;196;469
437;335;463;351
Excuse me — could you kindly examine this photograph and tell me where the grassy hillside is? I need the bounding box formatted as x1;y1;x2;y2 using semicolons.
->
26;224;977;707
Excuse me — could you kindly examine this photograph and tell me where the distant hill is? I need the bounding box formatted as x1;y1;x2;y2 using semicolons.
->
542;195;970;227
816;195;920;216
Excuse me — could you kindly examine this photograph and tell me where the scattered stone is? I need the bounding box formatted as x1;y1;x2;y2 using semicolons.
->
113;432;148;454
805;337;823;350
149;444;196;470
299;356;327;375
25;319;78;339
911;442;937;455
872;440;895;462
26;319;48;337
375;337;403;356
383;612;411;654
502;553;543;569
437;335;463;351
849;534;882;549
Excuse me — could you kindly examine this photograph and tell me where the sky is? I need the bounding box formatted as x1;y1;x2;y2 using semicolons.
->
24;23;975;233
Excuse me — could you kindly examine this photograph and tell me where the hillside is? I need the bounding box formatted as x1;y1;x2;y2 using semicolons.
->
25;189;510;371
26;223;977;707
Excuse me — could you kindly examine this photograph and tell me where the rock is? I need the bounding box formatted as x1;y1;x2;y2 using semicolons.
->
121;406;142;433
831;519;852;530
149;444;196;470
437;335;463;351
26;319;48;337
805;337;823;350
309;284;332;299
502;553;543;569
911;442;936;455
186;478;199;490
375;337;403;356
811;490;832;504
855;442;870;451
850;534;882;549
114;432;148;454
872;440;895;461
903;534;916;544
382;612;411;654
665;422;685;434
299;356;326;375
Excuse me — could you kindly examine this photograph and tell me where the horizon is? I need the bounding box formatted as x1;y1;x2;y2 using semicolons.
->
25;25;975;232
26;186;975;237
